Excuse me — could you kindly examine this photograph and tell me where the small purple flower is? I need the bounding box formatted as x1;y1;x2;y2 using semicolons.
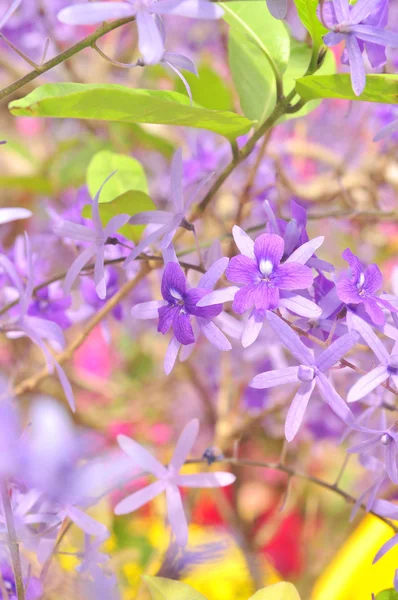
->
198;226;322;347
347;313;398;402
337;248;397;326
57;0;223;65
347;423;398;484
250;311;357;441
55;173;130;300
0;235;75;410
115;419;236;546
319;0;398;95
131;258;236;374
125;149;212;266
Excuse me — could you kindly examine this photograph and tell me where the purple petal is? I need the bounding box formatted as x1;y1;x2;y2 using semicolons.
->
198;319;232;350
373;533;398;563
347;434;381;454
166;484;188;546
158;216;180;249
170;149;184;214
336;278;361;304
317;1;338;28
129;211;172;225
352;24;398;48
124;226;167;264
254;233;284;267
94;245;106;300
332;0;350;21
347;365;389;402
131;300;166;319
266;0;287;19
163;52;198;76
274;263;314;290
103;214;131;237
341;248;363;280
58;2;135;25
385;442;398;484
136;9;165;65
54;362;76;412
173;312;195;345
115;480;166;515
346;34;366;96
199;257;229;290
64;246;96;295
251;367;300;389
365;41;387;67
92;171;117;233
233;284;277;314
324;33;346;48
161;262;187;302
316;372;354;423
0;207;32;224
66;506;109;537
364;297;385;325
241;310;264;348
196;286;239;307
117;435;168;478
363;263;383;294
176;472;236;488
214;312;244;339
349;313;389;364
164;60;193;104
279;293;321;318
316;332;358;372
226;255;258;285
350;0;377;24
373;499;398;521
55;220;96;243
24;316;65;349
170;419;199;472
285;237;324;265
232;225;255;259
0;0;22;29
164;336;181;374
185;288;222;319
151;0;223;19
158;304;179;335
285;380;316;442
266;311;315;366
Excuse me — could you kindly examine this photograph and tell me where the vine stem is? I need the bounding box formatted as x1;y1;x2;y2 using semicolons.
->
0;483;25;600
12;264;151;397
187;457;398;533
0;15;137;101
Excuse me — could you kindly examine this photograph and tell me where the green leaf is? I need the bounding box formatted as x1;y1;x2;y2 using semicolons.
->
249;582;301;600
174;63;233;111
375;590;398;600
109;123;175;157
144;576;208;600
293;0;327;54
296;74;398;103
87;151;148;203
222;0;290;124
82;190;155;243
9;83;254;139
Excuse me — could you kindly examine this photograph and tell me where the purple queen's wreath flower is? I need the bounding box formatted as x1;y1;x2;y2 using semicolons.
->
319;0;398;96
337;248;398;326
58;0;223;65
115;419;235;546
131;259;235;374
55;173;130;300
250;311;357;441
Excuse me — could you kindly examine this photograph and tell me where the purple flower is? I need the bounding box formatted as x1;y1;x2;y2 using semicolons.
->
198;226;322;347
132;259;235;374
347;423;398;484
0;235;75;410
337;248;397;326
266;0;287;20
347;313;398;402
55;173;130;300
126;149;212;266
57;0;223;65
0;0;22;29
250;311;357;441
374;118;398;141
115;419;236;546
319;0;398;95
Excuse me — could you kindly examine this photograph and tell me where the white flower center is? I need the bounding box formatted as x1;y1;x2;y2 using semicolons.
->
357;272;365;290
381;433;392;446
170;288;183;301
259;259;273;276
